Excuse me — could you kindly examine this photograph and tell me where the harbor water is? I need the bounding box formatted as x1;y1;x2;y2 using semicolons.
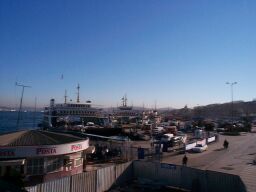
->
0;111;43;133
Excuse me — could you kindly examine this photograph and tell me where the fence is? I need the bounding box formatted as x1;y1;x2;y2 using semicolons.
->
133;161;246;192
185;142;197;151
26;161;133;192
207;136;216;143
26;160;246;192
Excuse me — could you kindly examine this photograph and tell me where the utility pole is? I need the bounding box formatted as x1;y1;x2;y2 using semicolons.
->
226;82;237;127
16;82;31;130
33;96;37;128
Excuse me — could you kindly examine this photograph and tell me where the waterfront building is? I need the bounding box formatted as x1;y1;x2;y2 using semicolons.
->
0;130;90;185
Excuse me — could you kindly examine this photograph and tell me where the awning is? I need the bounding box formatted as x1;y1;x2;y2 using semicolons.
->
0;159;25;166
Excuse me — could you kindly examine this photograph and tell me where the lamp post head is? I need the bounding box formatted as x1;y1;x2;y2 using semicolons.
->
226;82;238;85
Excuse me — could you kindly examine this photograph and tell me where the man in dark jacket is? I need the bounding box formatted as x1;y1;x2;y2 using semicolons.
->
182;155;188;166
223;139;229;149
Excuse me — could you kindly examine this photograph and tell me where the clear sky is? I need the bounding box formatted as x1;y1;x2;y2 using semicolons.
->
1;0;256;109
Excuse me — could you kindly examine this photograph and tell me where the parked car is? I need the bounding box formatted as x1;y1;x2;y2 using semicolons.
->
192;144;208;153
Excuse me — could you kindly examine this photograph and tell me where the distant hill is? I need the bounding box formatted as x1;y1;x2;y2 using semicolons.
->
102;106;175;112
103;106;148;112
167;101;256;119
0;106;10;111
157;107;175;112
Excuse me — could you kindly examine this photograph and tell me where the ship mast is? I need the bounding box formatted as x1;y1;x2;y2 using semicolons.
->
64;89;68;104
77;84;80;103
124;94;127;107
121;94;128;107
121;96;124;107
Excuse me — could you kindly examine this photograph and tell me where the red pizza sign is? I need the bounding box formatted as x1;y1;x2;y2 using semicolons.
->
71;144;82;151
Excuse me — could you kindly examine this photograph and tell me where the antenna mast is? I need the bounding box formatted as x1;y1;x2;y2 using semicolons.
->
77;84;80;103
15;82;31;130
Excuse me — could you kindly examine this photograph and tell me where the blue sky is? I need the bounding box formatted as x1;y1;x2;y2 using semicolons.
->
1;0;256;109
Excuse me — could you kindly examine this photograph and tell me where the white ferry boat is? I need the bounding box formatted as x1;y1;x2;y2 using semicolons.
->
42;85;110;128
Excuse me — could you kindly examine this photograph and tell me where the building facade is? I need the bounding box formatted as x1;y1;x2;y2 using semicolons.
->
0;130;90;185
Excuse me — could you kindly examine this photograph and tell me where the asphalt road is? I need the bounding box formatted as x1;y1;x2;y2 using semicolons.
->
161;133;256;192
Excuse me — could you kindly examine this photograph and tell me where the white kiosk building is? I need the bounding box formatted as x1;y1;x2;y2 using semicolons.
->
0;130;90;185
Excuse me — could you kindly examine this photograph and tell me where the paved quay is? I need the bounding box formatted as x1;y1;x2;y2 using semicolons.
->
161;133;256;192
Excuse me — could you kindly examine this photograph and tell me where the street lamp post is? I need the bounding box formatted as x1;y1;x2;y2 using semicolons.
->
226;82;237;127
15;82;31;130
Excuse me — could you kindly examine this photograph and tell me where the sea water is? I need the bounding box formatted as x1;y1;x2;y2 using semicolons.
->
0;111;43;133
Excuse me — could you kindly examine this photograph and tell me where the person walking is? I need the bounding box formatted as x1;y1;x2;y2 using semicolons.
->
182;154;188;166
223;139;229;149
